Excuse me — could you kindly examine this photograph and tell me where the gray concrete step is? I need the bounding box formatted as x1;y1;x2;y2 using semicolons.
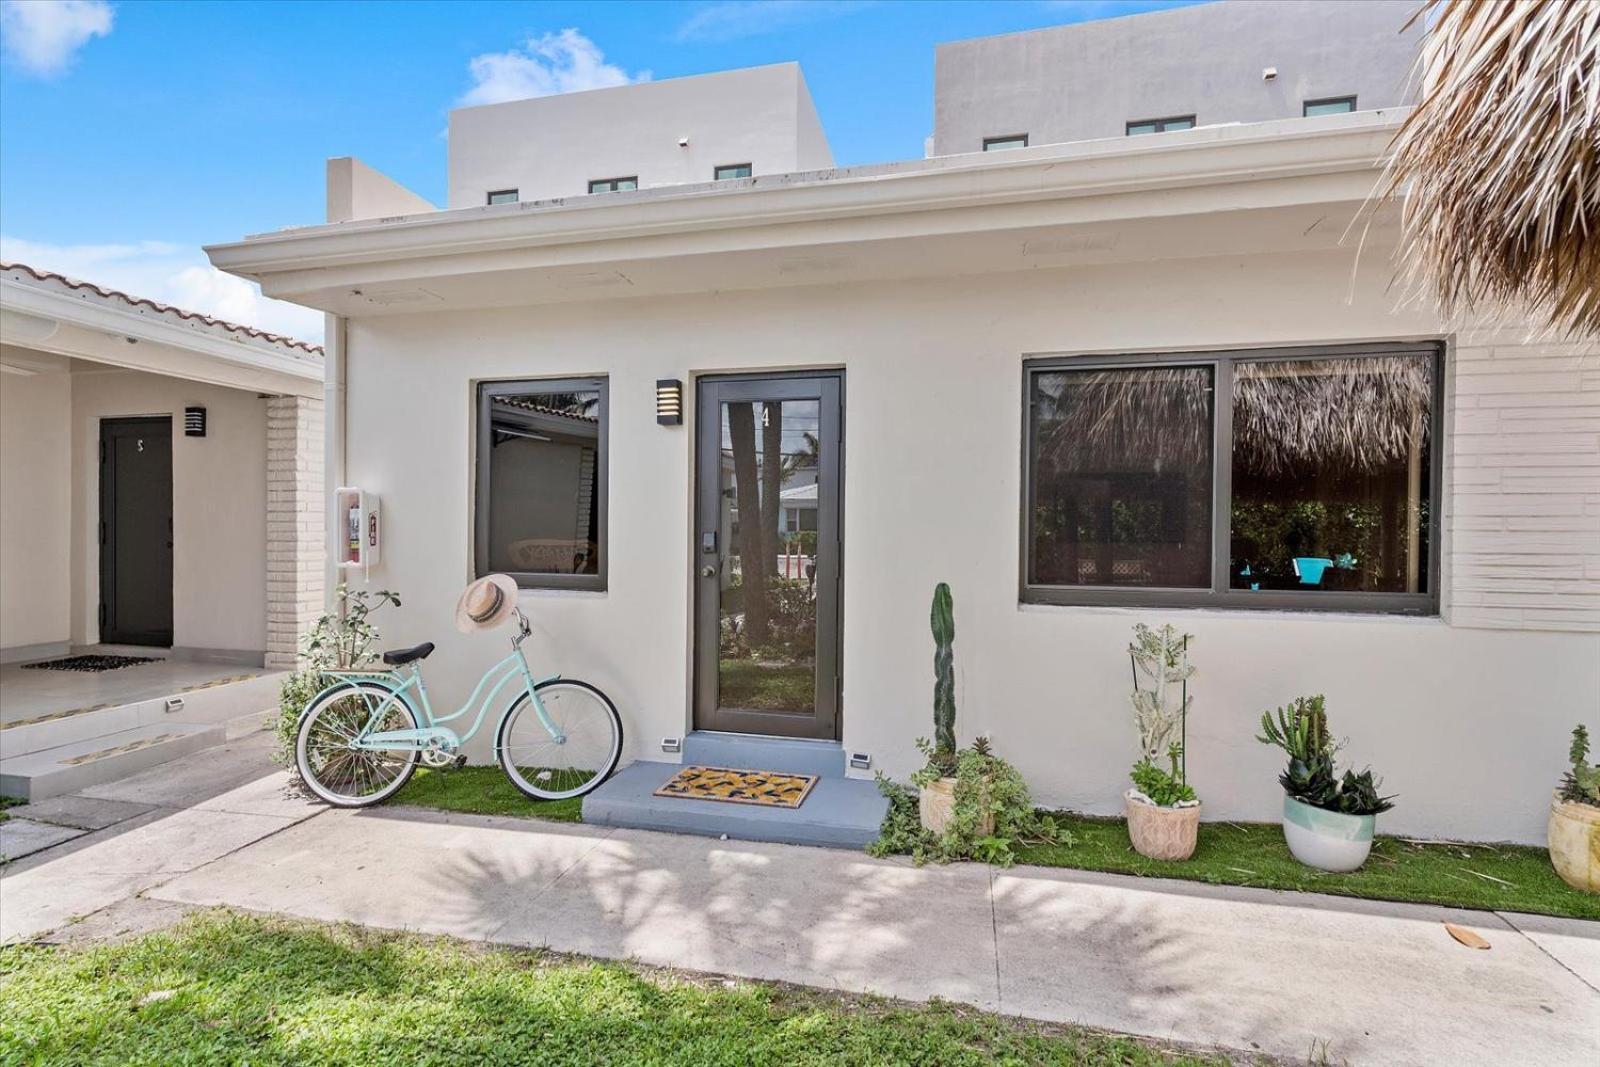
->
0;722;226;802
581;760;887;849
681;731;847;778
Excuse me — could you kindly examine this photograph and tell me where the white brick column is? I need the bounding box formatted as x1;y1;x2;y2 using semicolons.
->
266;396;325;668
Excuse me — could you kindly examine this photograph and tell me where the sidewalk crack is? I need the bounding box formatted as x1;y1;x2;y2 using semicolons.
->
482;825;618;944
1496;911;1600;995
988;865;1002;1013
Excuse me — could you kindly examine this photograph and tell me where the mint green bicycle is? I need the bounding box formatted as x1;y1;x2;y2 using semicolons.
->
294;605;623;807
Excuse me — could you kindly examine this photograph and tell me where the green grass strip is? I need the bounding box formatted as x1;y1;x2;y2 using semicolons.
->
1016;814;1600;921
390;767;582;822
0;912;1232;1066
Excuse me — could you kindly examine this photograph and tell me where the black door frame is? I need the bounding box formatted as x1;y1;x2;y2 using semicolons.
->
693;371;843;740
99;416;174;647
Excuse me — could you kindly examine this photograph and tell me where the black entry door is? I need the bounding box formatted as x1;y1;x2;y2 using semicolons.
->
100;417;174;646
695;373;842;739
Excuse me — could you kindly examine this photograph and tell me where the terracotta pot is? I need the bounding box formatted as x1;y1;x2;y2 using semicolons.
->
919;777;994;837
1124;791;1200;861
1548;792;1600;894
1282;794;1375;873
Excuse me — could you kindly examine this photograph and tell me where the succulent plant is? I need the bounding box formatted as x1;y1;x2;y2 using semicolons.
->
1257;695;1394;816
1559;724;1600;807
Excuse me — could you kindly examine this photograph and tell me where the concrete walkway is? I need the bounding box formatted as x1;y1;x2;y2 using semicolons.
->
2;747;1597;1066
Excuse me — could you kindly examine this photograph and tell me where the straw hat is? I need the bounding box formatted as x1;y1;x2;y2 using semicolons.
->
454;573;519;633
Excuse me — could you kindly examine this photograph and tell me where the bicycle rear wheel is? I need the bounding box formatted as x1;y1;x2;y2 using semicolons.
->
295;681;419;807
497;679;623;800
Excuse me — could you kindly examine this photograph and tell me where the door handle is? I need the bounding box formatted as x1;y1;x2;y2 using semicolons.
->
701;564;718;578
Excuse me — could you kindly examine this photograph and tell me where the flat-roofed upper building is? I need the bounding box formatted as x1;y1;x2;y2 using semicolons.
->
932;0;1420;155
447;62;833;208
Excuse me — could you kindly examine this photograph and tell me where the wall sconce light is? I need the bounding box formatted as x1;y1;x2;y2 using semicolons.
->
656;379;683;425
184;406;207;437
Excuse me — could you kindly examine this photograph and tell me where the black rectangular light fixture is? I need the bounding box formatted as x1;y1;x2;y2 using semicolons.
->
656;379;683;425
184;406;206;437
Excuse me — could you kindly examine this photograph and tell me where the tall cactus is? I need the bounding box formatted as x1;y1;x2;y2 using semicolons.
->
931;582;956;761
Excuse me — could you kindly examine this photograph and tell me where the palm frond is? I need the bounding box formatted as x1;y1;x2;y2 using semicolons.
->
1384;0;1600;337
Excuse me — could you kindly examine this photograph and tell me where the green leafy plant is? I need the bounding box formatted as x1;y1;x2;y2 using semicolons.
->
874;737;1069;866
273;584;401;787
1256;695;1394;816
930;582;957;774
1558;724;1600;807
1130;745;1196;807
1127;624;1196;806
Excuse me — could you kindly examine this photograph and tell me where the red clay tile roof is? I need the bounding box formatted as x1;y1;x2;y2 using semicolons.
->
1;260;323;357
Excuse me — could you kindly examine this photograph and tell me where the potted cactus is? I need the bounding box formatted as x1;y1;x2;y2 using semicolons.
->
916;583;992;836
1125;624;1200;861
1256;696;1394;872
1549;724;1600;893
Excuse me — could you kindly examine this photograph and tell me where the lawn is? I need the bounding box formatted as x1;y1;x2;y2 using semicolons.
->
390;766;582;822
1015;812;1600;922
0;911;1234;1067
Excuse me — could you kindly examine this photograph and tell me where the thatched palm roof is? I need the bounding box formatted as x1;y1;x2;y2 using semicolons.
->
1384;0;1600;337
1035;357;1430;476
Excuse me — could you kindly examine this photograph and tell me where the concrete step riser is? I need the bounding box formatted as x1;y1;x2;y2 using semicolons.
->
0;674;281;758
680;732;847;778
0;725;226;802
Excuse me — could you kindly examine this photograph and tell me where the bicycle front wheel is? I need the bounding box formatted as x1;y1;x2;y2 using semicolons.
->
295;681;419;808
497;679;623;800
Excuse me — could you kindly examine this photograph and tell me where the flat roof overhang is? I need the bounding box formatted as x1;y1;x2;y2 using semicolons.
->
207;110;1409;318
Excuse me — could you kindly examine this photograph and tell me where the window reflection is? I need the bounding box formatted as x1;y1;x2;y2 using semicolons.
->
484;388;602;576
1230;356;1432;594
1029;366;1214;588
717;399;821;713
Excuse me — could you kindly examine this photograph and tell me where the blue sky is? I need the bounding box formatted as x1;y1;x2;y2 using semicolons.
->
0;0;1196;340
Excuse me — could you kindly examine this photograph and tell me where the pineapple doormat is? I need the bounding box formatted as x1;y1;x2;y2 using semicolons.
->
653;765;819;808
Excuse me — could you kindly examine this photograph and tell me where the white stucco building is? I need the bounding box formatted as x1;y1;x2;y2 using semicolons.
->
0;264;324;799
209;1;1597;846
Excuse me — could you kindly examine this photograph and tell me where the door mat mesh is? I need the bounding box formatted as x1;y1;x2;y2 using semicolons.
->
653;765;819;808
20;655;160;673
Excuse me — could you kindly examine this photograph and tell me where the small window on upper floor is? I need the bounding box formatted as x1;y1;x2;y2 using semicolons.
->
983;135;1029;152
714;163;753;180
1126;116;1196;136
1304;96;1357;117
588;177;639;194
486;189;519;205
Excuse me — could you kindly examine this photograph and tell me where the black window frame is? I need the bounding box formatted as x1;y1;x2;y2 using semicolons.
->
1126;115;1196;135
714;163;753;180
1020;341;1445;615
983;134;1029;151
475;376;609;592
587;176;638;194
1303;96;1357;117
486;189;519;205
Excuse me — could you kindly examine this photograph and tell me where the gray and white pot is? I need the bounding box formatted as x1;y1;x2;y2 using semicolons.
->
1281;794;1375;873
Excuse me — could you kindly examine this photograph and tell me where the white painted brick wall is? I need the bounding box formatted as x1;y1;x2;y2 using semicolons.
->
265;396;325;667
1445;329;1600;632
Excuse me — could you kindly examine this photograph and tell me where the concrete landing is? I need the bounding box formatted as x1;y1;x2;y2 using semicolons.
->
582;759;888;849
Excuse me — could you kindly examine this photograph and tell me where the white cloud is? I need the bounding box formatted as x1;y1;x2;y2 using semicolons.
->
0;235;324;345
456;28;648;108
0;0;113;78
674;1;871;44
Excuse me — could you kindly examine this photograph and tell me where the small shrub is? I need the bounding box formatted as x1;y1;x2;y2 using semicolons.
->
273;584;400;791
871;737;1070;867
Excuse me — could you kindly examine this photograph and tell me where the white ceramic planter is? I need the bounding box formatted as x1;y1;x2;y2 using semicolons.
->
1281;794;1375;873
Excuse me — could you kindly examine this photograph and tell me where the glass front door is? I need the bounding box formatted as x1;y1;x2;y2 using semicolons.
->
694;374;842;739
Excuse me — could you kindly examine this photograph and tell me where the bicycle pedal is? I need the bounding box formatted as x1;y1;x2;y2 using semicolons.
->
453;754;468;769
